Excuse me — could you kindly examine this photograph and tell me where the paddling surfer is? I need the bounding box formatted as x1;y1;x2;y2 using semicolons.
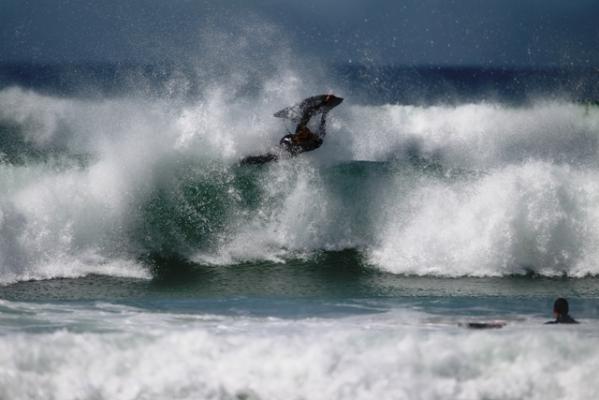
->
545;297;579;324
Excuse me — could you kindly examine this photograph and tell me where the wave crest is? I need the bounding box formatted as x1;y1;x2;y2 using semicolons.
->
2;83;599;281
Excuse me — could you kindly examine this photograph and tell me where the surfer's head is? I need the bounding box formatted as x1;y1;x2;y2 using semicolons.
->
553;297;569;317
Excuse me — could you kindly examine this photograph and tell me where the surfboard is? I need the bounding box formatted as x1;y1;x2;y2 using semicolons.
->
240;95;343;166
273;94;343;123
459;321;507;329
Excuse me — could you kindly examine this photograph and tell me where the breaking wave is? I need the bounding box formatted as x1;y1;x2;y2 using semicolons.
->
1;66;599;283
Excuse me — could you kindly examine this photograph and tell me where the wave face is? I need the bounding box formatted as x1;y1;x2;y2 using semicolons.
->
1;61;599;282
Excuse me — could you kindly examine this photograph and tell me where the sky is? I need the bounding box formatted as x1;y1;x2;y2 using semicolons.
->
1;0;598;67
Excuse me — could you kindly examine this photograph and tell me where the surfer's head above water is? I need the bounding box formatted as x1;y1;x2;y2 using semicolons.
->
546;297;579;324
554;298;569;315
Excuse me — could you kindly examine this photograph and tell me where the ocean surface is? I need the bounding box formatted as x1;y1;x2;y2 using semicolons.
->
1;61;599;400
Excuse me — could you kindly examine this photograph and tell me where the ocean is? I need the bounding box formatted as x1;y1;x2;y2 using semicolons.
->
1;62;599;400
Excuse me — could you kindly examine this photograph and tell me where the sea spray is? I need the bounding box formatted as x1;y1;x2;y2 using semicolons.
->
2;85;599;282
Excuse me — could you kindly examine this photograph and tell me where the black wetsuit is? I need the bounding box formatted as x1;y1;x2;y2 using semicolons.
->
545;314;579;324
240;98;336;166
279;111;327;155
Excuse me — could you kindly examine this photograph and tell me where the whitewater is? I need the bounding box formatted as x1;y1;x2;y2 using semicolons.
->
1;84;599;282
1;297;598;400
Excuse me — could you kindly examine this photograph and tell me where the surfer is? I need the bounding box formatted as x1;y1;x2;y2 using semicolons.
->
279;107;329;155
240;94;343;165
545;297;579;324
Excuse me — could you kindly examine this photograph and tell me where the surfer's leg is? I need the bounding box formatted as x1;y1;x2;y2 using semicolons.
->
294;110;312;133
240;153;279;165
318;112;328;138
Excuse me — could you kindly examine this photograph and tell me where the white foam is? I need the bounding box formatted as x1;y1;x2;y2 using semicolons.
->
0;305;597;400
195;160;337;264
0;71;320;281
336;102;599;166
370;161;599;276
2;86;599;280
0;88;172;283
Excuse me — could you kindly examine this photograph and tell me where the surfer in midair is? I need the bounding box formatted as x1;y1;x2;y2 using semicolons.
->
241;94;343;165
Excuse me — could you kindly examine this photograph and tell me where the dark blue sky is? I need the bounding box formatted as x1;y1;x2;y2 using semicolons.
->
1;0;598;67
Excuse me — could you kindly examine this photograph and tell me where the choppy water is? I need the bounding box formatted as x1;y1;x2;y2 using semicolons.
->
2;273;599;400
1;57;599;399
